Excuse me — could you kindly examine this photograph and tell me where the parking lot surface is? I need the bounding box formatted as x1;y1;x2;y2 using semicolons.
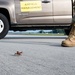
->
0;34;75;75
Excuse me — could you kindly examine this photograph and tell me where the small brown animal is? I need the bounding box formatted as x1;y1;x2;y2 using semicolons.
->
15;51;23;56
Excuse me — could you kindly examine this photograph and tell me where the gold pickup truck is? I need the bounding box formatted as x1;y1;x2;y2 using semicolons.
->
0;0;75;39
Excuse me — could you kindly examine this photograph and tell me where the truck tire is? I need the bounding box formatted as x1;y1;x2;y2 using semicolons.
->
0;13;9;39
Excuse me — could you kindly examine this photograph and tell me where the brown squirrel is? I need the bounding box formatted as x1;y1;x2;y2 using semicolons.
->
15;51;23;56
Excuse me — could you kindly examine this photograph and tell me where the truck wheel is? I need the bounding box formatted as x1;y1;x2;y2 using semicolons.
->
0;13;9;39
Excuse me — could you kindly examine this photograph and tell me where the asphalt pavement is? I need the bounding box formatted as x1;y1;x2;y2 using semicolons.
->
0;34;75;75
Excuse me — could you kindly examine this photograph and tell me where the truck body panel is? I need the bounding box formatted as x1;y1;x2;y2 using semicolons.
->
14;0;72;24
0;0;16;23
53;0;72;23
14;0;53;24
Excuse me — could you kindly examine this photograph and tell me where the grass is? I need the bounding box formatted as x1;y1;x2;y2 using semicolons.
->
24;33;65;36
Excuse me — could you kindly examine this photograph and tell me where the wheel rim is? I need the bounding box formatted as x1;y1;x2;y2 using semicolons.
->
0;19;4;33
